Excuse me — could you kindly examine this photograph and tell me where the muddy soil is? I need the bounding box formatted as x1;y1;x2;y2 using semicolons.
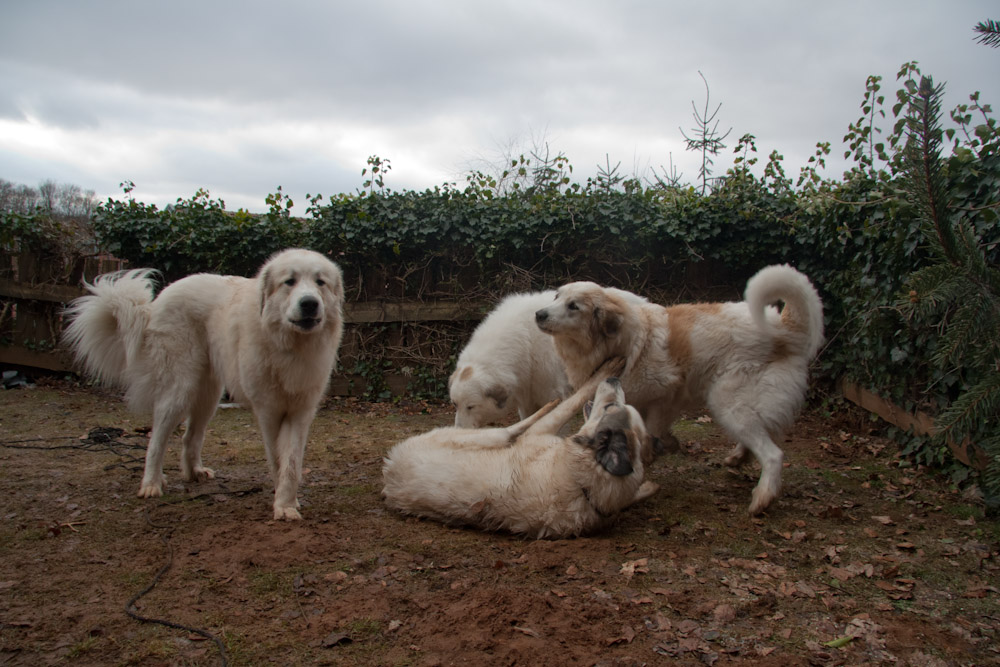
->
1;379;997;666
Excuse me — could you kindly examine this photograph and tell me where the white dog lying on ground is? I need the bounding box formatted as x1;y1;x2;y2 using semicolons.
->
534;264;824;516
63;249;345;520
383;359;660;539
450;288;647;428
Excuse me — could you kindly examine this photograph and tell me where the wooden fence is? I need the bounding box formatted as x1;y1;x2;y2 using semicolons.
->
0;251;487;397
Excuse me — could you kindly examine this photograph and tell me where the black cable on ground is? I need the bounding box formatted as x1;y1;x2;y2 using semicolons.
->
3;426;261;667
125;506;229;667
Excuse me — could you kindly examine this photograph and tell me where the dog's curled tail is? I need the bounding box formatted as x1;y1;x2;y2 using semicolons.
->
745;264;824;359
62;269;158;386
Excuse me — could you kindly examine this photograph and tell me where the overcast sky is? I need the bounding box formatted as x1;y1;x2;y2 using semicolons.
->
1;1;998;214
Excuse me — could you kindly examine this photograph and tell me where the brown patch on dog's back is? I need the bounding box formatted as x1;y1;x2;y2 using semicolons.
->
780;304;808;335
770;338;792;362
665;303;721;365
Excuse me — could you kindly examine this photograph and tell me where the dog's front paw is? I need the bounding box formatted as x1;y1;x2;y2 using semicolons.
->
273;505;303;521
137;477;166;498
635;480;660;501
186;466;216;482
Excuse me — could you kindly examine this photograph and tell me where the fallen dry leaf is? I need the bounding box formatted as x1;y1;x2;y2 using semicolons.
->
713;603;736;623
606;625;636;646
619;557;649;579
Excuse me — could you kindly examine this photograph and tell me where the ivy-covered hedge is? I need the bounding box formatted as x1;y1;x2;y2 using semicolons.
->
88;179;797;301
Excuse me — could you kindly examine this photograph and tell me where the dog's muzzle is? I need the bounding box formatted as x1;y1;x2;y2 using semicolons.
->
292;296;322;330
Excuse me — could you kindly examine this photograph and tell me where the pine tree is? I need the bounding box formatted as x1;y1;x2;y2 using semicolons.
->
898;76;1000;511
973;19;1000;48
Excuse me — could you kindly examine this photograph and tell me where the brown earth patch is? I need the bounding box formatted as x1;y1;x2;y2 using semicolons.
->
1;379;998;666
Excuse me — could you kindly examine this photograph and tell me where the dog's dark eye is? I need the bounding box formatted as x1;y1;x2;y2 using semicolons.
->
567;301;579;311
284;277;296;287
316;278;326;287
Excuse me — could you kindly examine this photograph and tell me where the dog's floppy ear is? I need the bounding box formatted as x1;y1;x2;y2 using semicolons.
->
259;264;274;314
575;429;634;476
327;267;345;304
596;429;634;476
484;386;508;410
592;297;624;339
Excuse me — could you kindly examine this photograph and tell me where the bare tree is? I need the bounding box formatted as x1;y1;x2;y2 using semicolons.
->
0;179;96;218
37;180;58;214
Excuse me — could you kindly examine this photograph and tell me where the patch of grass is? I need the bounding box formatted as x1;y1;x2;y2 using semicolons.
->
221;628;257;666
65;634;100;659
346;617;382;640
118;633;176;664
5;525;48;544
338;484;377;497
944;503;979;521
671;417;719;442
248;568;293;599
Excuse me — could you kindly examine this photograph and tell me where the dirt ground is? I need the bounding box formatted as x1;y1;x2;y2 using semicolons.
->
1;378;998;667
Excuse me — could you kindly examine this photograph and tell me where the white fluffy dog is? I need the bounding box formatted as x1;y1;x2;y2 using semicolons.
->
383;360;659;539
449;291;569;427
63;249;345;520
534;264;824;515
450;288;647;427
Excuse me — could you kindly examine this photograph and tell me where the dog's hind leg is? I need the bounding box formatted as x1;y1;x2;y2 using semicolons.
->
723;443;751;467
710;413;784;515
744;431;783;516
708;380;787;515
179;377;223;483
138;400;187;498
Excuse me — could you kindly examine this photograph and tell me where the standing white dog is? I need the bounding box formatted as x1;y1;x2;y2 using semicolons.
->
535;264;824;515
384;359;660;539
63;249;345;520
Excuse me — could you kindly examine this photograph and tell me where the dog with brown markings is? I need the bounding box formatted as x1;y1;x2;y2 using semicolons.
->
534;264;824;515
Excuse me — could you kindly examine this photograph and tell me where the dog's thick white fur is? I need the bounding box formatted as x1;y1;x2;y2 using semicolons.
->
534;264;824;515
449;291;569;427
450;289;647;428
63;249;345;520
383;359;659;539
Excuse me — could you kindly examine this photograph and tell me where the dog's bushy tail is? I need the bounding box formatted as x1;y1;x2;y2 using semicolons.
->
745;264;824;359
62;270;158;387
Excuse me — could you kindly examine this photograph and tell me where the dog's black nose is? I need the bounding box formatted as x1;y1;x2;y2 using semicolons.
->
535;309;548;324
299;296;319;317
